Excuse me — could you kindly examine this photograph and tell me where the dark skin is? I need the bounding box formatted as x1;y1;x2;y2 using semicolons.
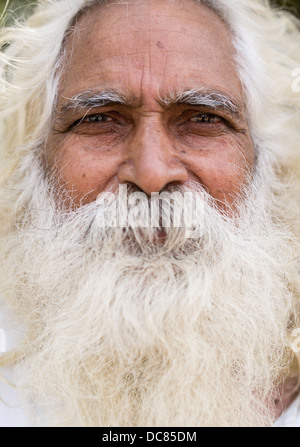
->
47;0;254;211
45;0;297;416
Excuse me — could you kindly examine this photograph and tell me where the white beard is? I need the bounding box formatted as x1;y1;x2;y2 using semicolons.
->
0;154;296;427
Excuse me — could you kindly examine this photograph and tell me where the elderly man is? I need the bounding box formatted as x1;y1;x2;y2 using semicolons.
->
0;0;299;427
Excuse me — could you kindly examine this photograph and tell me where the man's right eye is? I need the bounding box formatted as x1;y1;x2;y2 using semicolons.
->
81;114;114;123
67;112;127;135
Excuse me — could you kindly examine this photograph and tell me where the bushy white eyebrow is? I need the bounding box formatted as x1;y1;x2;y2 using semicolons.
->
61;89;128;111
159;89;241;117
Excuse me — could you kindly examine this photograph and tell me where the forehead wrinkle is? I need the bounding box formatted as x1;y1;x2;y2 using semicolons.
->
59;3;244;118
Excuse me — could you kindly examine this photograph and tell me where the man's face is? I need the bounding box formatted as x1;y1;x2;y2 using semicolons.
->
48;0;255;209
3;1;296;427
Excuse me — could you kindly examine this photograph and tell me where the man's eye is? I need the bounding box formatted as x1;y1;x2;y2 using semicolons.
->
81;114;113;123
190;114;222;124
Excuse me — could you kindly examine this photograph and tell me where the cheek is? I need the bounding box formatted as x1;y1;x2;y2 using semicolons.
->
189;139;255;206
54;138;120;204
201;157;244;197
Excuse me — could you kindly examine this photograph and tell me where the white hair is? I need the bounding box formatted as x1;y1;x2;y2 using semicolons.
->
0;0;300;426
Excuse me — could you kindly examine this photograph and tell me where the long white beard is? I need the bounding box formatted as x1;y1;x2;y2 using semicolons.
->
0;155;296;427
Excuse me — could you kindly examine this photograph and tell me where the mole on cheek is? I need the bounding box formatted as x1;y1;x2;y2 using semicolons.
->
156;40;164;49
82;173;86;178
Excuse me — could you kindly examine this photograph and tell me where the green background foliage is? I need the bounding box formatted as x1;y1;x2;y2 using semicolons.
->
1;0;300;19
0;0;34;17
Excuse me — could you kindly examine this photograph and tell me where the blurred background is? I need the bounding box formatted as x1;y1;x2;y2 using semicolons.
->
0;0;300;19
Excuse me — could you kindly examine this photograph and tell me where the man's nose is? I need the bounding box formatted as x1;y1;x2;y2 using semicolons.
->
117;120;189;194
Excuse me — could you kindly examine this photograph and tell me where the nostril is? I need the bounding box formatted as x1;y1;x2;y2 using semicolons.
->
158;180;185;194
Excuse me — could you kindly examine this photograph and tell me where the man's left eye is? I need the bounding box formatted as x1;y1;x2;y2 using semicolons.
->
190;114;222;124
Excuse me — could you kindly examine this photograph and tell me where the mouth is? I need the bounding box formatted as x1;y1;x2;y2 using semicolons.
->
131;226;168;245
121;226;170;254
151;227;168;243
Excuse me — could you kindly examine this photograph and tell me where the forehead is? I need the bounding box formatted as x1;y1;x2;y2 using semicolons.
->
60;0;244;105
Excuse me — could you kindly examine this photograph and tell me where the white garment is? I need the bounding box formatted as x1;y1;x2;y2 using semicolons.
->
0;378;30;427
0;299;30;427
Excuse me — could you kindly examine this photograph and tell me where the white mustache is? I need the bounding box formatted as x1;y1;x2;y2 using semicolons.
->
46;182;235;257
24;180;234;257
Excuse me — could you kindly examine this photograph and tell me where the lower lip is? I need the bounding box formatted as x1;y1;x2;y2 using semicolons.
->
152;228;167;243
125;227;168;245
